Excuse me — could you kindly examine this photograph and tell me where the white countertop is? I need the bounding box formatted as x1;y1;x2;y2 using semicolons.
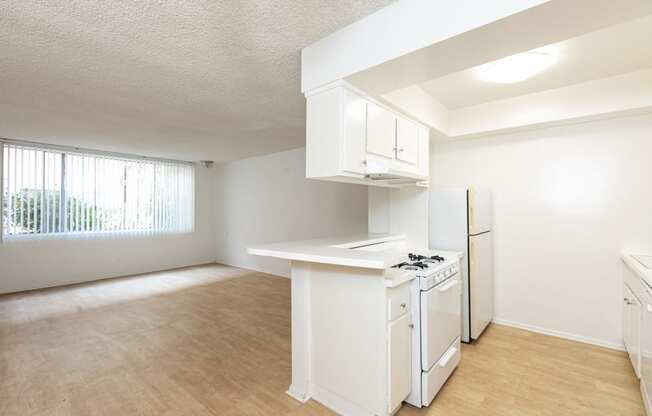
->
622;251;652;288
247;234;411;269
248;233;464;272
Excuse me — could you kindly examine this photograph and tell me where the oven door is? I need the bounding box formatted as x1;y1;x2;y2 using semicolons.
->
420;274;462;371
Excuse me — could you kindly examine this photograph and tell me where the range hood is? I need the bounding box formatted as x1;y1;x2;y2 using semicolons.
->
365;160;428;185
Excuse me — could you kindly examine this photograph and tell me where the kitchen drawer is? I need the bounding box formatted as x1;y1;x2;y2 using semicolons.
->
421;337;460;407
387;283;410;321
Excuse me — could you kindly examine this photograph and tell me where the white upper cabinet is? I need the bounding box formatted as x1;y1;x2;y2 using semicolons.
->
418;127;430;178
306;82;429;187
396;117;419;165
367;102;397;160
341;90;367;174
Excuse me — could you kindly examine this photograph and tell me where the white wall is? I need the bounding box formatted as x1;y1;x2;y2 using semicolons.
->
0;166;217;294
214;147;368;277
431;113;652;348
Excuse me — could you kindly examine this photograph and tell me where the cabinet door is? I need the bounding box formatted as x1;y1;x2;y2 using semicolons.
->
623;284;632;357
631;295;641;378
396;117;419;165
642;289;652;409
624;284;641;377
388;313;411;413
417;127;430;178
341;91;367;174
366;102;396;159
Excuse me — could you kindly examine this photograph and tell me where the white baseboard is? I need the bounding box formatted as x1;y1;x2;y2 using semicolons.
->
492;317;625;352
311;384;375;416
215;259;289;279
642;380;651;416
286;385;311;403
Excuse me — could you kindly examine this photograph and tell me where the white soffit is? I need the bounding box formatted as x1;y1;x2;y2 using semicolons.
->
339;0;652;96
447;69;652;138
376;13;652;139
421;15;652;109
302;0;550;93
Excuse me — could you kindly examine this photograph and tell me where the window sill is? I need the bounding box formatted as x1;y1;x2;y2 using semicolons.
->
0;229;195;244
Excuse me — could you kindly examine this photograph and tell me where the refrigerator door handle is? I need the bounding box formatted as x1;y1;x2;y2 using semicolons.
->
468;189;475;233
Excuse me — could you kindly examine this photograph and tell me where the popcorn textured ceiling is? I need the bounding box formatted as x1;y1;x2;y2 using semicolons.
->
0;0;393;162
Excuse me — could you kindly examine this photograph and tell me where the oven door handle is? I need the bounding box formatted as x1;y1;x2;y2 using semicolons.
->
439;279;460;292
439;346;458;367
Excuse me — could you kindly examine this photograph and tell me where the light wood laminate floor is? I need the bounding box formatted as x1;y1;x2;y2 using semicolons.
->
0;264;644;415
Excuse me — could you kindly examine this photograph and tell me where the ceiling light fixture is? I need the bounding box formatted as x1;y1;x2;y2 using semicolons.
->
475;47;556;84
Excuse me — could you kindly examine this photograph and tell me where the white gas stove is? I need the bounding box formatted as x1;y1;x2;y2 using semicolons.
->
392;253;460;291
392;252;462;408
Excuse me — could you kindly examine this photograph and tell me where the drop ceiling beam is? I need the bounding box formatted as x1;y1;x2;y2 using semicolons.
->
302;0;652;95
302;0;549;93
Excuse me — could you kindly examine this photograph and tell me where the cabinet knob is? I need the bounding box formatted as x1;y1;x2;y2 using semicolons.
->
408;324;414;329
398;148;404;152
361;160;367;166
400;303;406;309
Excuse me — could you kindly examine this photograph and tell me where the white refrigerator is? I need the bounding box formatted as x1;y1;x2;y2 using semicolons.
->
429;188;494;343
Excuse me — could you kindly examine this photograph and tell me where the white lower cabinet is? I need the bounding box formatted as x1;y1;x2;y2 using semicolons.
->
622;259;652;416
304;265;414;416
388;313;412;413
386;282;413;414
641;283;652;416
624;283;642;377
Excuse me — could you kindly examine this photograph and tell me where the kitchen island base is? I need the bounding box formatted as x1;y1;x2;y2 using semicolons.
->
287;260;413;416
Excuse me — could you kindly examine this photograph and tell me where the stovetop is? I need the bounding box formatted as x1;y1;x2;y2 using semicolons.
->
393;253;447;272
392;252;460;289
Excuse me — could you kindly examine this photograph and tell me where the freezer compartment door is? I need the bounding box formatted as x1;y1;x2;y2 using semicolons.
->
469;231;494;340
468;188;493;235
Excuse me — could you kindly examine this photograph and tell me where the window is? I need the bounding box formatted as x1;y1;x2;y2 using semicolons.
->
1;142;194;239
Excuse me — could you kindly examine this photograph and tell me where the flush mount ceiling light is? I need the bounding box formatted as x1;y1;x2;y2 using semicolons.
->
475;47;556;84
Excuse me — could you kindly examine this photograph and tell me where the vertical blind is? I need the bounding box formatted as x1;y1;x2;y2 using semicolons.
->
1;143;194;239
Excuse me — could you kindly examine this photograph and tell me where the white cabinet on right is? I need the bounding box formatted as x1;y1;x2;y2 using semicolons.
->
623;281;642;377
395;117;419;166
367;101;398;160
642;285;652;416
622;256;652;416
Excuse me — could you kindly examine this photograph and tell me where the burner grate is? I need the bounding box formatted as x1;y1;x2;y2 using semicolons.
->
408;253;445;262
